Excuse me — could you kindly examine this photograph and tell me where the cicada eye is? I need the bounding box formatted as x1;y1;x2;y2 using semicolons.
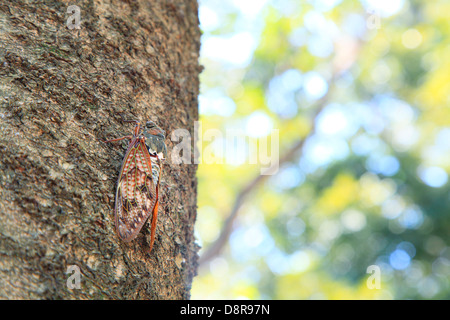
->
146;121;156;129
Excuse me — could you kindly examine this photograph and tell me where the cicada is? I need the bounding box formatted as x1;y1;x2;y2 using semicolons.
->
104;120;167;253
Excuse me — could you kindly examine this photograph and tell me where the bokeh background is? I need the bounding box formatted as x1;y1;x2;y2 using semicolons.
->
191;0;450;299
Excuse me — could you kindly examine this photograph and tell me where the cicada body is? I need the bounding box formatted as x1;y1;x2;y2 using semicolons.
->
105;120;167;253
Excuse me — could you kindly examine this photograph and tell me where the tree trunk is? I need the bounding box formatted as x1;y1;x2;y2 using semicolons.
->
0;0;200;299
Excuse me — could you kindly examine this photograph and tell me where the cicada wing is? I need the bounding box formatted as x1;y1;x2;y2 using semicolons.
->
114;139;158;243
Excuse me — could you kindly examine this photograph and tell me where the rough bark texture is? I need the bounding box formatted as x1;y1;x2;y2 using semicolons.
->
0;0;200;299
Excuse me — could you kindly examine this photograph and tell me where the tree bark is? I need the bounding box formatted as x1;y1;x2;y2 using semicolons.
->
0;0;200;299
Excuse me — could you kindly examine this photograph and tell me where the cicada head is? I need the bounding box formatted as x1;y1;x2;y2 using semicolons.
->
143;120;167;159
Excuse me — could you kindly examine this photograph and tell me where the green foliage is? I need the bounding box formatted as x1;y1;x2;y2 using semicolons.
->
193;0;450;299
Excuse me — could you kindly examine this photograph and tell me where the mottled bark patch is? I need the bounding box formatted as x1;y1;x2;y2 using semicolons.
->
0;0;200;299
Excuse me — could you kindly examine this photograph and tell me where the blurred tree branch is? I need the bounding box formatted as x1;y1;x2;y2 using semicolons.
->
198;37;362;268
